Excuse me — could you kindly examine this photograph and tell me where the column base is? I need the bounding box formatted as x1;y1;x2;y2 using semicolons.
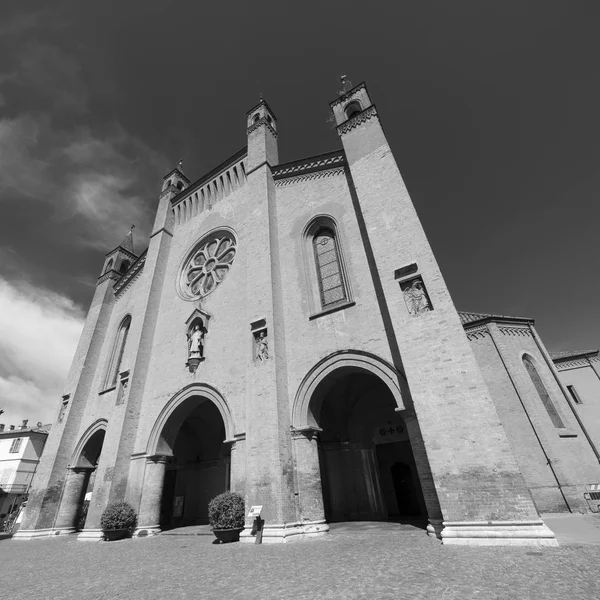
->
51;527;78;536
427;518;443;539
133;525;161;538
440;520;559;546
77;528;104;541
12;528;55;540
240;520;329;544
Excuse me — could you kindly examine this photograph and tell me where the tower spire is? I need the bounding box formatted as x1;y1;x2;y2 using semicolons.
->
120;225;135;254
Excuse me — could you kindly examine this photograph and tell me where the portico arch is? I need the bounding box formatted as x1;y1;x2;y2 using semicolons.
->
138;383;238;534
292;350;407;430
54;420;108;534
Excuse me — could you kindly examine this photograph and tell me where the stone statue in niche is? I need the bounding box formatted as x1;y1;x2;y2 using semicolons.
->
186;321;207;372
254;330;269;361
402;277;432;316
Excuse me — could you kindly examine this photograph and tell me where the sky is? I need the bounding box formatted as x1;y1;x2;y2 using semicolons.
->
1;1;599;426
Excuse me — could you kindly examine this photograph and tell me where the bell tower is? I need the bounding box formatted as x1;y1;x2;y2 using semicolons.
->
101;227;138;280
246;99;279;172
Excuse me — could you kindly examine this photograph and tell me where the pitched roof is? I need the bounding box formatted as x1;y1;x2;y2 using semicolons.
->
119;229;135;254
550;349;599;362
458;311;533;326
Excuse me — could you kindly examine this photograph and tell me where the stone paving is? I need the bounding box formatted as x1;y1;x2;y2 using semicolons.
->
1;521;600;600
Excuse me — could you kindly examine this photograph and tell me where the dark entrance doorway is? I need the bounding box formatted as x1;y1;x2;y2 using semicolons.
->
76;428;105;531
311;369;426;522
159;399;230;528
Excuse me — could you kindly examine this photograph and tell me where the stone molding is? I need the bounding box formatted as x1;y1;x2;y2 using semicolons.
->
96;270;121;286
274;167;345;187
337;105;378;135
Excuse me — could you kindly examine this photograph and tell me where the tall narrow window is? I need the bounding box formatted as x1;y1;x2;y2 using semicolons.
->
566;385;583;405
104;316;131;390
523;356;565;428
313;227;348;308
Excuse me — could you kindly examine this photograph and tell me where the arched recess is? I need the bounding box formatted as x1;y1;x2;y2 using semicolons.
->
292;350;406;430
71;419;108;468
146;383;236;457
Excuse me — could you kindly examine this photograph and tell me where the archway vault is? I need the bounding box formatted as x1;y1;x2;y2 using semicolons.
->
71;419;108;468
146;382;236;456
292;350;407;430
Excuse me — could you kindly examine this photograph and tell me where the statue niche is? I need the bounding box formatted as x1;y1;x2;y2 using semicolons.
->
185;308;211;373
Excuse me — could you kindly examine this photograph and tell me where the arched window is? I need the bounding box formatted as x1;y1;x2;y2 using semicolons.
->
105;259;114;274
253;113;260;123
104;316;131;390
166;179;172;187
345;101;362;120
119;260;130;274
523;355;565;429
176;181;184;190
312;227;348;308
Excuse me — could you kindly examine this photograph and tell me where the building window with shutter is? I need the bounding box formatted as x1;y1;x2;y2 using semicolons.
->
523;355;565;428
9;438;22;453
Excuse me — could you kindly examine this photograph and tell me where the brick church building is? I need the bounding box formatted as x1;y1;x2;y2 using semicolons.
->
14;82;600;545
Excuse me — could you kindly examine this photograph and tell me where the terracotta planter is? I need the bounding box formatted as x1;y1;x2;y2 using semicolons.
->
213;527;243;543
103;528;130;541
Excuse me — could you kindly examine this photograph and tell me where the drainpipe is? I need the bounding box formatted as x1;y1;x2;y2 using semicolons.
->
530;325;600;465
487;323;571;511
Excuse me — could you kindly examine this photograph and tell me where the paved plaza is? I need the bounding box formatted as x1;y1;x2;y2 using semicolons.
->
1;519;600;599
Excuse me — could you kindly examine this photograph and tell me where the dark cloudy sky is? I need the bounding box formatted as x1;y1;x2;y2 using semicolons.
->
1;1;599;425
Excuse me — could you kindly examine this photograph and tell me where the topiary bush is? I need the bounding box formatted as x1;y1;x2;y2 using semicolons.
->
100;501;137;531
208;491;245;530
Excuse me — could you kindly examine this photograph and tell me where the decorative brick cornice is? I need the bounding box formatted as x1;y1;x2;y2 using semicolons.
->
272;150;346;180
498;325;532;337
247;117;278;138
554;354;600;370
466;325;491;341
337;105;378;135
275;167;345;187
114;251;147;296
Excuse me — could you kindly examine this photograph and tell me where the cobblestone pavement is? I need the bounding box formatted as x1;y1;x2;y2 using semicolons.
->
1;522;599;600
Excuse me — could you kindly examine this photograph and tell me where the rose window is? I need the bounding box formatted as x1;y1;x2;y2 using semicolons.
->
180;232;236;300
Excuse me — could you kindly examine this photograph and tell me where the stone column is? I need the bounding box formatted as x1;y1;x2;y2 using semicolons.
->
292;428;328;535
134;455;168;537
53;467;93;535
404;413;443;538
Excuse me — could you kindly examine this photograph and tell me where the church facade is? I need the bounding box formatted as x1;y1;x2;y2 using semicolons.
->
14;83;600;545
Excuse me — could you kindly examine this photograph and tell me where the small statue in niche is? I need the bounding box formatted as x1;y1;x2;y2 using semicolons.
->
255;330;269;361
188;324;205;359
402;278;432;316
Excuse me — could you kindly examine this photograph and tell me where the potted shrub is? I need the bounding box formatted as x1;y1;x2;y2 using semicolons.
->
100;501;137;541
208;491;245;543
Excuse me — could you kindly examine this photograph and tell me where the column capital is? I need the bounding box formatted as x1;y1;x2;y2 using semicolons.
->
144;454;170;464
291;427;322;441
67;465;95;474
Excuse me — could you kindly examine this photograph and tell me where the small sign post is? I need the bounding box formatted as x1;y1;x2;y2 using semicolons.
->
248;506;264;544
